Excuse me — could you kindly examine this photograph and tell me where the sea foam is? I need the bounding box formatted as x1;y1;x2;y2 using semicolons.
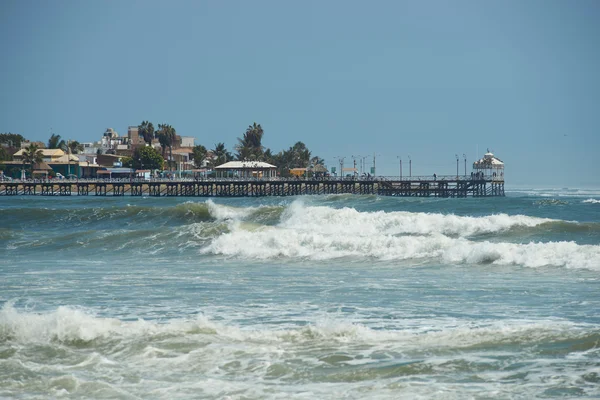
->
2;303;597;351
280;202;552;237
203;227;600;269
201;202;600;270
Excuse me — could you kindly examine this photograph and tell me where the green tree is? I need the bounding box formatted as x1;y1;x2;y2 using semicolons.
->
263;148;276;165
272;142;312;177
48;134;67;150
0;133;25;148
68;140;84;154
131;146;164;171
21;143;44;177
285;142;311;168
310;156;325;167
0;147;11;162
156;124;176;170
156;131;167;157
121;156;133;168
138;121;155;146
236;122;264;161
211;142;231;167
191;145;208;169
307;155;326;177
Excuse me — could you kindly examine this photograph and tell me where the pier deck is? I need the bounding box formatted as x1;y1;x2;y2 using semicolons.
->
0;177;504;197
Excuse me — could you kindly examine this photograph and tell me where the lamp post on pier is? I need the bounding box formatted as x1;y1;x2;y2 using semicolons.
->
334;156;345;178
463;154;467;177
361;156;368;175
352;155;361;176
397;156;402;180
455;154;459;179
408;155;412;178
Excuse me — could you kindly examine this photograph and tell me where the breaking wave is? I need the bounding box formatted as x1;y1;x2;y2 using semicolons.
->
2;302;598;399
278;202;573;237
583;198;600;204
3;200;599;269
2;304;598;352
196;201;600;270
203;228;600;269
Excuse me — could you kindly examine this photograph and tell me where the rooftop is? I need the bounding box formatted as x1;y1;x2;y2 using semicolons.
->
215;161;276;169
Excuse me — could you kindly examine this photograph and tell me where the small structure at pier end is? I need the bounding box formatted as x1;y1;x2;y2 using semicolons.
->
473;151;504;180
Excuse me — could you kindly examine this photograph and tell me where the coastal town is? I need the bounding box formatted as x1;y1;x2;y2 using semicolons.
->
0;124;505;198
0;122;328;181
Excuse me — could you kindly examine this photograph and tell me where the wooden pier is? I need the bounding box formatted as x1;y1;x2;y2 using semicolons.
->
0;177;504;198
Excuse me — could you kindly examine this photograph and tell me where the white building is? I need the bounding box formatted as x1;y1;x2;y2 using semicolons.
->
473;152;504;179
180;136;195;148
214;161;277;179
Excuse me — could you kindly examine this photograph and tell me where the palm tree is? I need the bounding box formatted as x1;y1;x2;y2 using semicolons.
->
236;122;264;160
156;129;167;158
48;134;66;150
21;143;44;178
138;121;155;146
263;148;275;165
167;127;176;169
308;155;326;176
310;156;325;166
156;124;176;170
68;140;84;154
246;122;264;148
211;142;231;167
289;141;311;167
191;145;208;169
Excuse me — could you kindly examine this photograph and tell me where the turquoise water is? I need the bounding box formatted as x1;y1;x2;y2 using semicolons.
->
1;189;600;399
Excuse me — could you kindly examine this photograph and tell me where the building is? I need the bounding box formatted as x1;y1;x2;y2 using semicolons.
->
180;136;195;148
214;161;277;179
10;148;89;177
19;141;45;149
96;154;126;168
13;148;74;163
473;152;504;179
128;126;145;148
170;148;195;171
81;141;102;155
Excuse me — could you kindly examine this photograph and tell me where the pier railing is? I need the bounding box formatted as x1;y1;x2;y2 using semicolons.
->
0;175;505;197
2;174;504;184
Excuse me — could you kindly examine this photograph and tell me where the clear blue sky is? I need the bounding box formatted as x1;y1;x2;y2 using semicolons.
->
1;0;598;186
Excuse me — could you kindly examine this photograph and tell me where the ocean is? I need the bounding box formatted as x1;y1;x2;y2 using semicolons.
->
1;189;599;399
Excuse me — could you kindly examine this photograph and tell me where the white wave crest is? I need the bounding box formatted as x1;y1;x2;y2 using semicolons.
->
508;188;600;197
206;199;254;221
199;202;599;269
0;305;124;343
279;202;551;237
2;304;595;350
583;199;600;204
3;304;598;400
202;225;600;269
0;304;219;344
